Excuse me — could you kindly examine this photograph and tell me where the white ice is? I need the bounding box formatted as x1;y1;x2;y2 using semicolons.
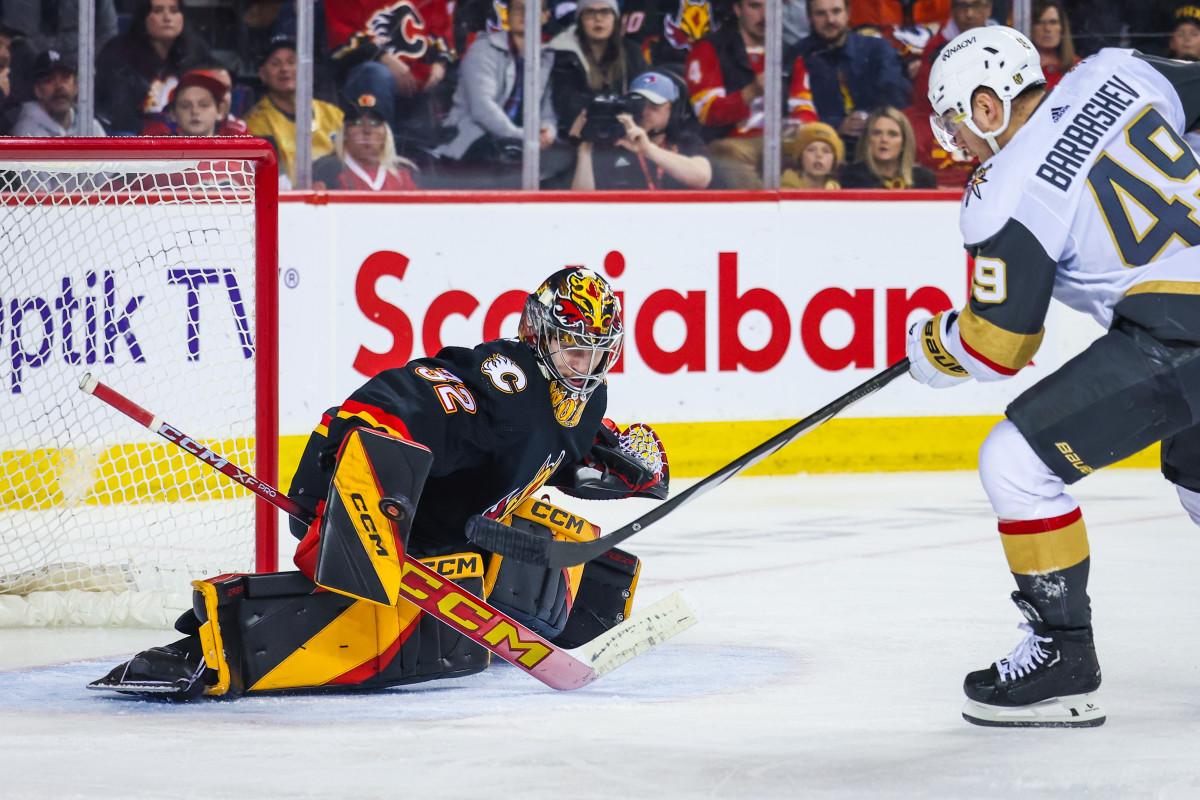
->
2;469;1198;799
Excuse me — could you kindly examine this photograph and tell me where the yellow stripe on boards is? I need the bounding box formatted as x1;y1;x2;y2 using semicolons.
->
1000;518;1090;575
0;439;257;510
278;417;1159;488
3;418;1159;511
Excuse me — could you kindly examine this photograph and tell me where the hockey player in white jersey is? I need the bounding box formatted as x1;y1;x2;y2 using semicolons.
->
909;26;1200;727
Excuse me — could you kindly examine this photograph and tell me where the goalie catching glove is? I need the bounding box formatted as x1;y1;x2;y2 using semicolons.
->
557;420;669;501
907;311;973;389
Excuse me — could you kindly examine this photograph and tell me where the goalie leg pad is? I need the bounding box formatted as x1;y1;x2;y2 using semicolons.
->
551;547;640;649
92;556;489;699
484;497;600;638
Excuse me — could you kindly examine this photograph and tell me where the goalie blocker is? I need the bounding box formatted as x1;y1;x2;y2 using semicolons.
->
90;430;643;699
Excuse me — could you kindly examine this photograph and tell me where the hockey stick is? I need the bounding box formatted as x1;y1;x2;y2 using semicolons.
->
466;359;912;568
79;374;697;691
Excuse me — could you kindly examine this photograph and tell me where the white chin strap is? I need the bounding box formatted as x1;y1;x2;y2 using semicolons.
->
964;98;1012;156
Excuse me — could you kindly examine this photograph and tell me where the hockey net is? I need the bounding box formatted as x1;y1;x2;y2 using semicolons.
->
0;139;279;627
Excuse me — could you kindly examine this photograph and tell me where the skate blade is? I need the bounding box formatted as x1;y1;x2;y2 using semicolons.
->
962;693;1106;728
87;676;188;695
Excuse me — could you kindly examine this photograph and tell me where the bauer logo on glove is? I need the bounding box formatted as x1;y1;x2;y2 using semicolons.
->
557;420;670;501
906;311;973;389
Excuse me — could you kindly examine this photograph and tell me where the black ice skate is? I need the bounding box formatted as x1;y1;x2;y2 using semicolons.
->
962;592;1104;728
87;638;210;701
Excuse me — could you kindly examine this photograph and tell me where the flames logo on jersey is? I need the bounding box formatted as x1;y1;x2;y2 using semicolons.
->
664;0;713;50
481;354;527;393
553;270;620;337
964;164;989;207
369;2;429;59
548;379;587;427
483;451;566;521
488;0;509;33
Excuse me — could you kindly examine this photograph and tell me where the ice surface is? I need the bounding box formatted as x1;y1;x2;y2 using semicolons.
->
2;470;1198;799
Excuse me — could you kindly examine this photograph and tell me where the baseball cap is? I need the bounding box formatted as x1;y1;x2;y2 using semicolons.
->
33;49;76;81
259;34;297;68
629;72;679;105
342;93;386;122
169;70;228;106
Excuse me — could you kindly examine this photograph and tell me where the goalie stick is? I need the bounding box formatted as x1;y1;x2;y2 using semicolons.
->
79;374;697;692
466;359;912;568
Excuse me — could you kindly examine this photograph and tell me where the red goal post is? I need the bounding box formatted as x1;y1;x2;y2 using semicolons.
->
0;138;279;625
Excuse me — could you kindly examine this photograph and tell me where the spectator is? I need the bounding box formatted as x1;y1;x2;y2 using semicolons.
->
792;0;912;159
314;94;421;191
244;36;344;186
621;0;716;75
685;0;818;189
0;19;20;118
433;0;562;188
1031;0;1080;86
910;0;995;117
325;0;455;161
142;61;249;135
571;70;711;189
548;0;647;140
2;1;118;60
1170;6;1200;61
848;0;949;79
781;120;842;189
165;69;226;136
839;106;936;189
94;0;212;135
10;49;105;136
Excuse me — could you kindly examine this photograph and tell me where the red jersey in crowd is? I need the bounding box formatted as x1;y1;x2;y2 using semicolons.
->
326;0;455;86
686;41;817;138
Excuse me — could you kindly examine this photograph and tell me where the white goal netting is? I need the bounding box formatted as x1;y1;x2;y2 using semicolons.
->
0;148;276;626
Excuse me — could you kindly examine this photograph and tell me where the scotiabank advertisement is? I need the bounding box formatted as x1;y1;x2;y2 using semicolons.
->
275;195;1103;436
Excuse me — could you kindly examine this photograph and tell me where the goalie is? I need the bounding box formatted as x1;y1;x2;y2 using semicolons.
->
92;267;668;700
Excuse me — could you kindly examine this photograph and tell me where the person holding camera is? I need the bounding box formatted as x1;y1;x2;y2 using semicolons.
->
570;70;712;190
547;0;647;141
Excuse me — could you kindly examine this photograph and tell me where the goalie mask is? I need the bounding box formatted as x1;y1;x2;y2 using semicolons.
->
927;26;1045;156
520;268;624;403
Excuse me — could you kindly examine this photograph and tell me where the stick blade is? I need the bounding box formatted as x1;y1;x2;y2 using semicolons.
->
572;590;698;678
465;515;552;565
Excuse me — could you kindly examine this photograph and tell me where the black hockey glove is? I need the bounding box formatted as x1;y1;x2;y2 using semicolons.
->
557;420;669;501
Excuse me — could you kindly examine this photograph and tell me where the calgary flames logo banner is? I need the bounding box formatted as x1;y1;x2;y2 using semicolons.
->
551;271;621;338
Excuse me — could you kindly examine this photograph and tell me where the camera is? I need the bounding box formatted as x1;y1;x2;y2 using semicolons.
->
581;93;645;148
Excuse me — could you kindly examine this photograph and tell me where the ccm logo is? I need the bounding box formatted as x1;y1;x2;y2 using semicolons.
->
350;493;389;556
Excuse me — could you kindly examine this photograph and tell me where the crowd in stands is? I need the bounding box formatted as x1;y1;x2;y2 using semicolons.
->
0;0;1195;191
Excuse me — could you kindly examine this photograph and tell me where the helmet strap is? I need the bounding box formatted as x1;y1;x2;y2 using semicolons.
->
964;96;1012;157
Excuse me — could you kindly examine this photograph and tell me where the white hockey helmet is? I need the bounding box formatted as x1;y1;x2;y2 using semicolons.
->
927;26;1045;156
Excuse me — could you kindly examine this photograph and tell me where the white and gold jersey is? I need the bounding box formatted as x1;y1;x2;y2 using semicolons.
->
941;48;1200;381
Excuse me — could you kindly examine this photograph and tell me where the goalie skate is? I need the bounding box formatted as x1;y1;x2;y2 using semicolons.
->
87;644;209;701
961;592;1105;728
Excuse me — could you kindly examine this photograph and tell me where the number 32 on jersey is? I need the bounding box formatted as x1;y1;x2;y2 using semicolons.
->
415;367;477;414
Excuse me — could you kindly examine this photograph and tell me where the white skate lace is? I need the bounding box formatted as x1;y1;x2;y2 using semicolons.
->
995;623;1055;682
